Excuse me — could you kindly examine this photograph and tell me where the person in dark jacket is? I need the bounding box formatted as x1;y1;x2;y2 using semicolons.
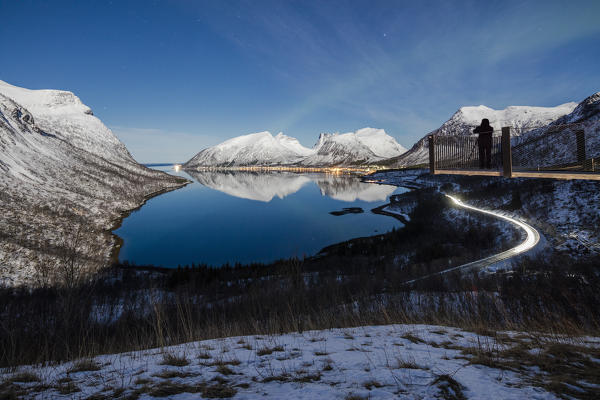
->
473;118;493;169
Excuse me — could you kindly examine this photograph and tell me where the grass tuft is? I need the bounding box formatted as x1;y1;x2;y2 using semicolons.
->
363;379;383;390
401;333;425;344
161;353;190;367
67;359;101;373
8;372;40;383
432;374;466;400
256;345;284;356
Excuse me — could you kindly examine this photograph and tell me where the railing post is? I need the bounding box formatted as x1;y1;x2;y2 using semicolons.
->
574;129;590;170
501;127;512;178
428;135;436;174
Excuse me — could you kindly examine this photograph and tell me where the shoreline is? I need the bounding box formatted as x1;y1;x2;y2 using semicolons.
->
371;203;411;224
108;179;192;266
111;174;538;282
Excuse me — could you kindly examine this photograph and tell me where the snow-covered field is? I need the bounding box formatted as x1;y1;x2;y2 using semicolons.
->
6;323;598;399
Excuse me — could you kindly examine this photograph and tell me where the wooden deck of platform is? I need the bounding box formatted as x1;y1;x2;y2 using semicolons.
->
434;169;600;181
434;169;502;177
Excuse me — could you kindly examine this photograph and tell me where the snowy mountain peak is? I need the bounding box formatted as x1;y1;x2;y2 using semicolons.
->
353;127;408;158
305;128;407;164
452;103;577;130
184;131;315;168
185;128;407;168
0;80;92;117
0;80;132;164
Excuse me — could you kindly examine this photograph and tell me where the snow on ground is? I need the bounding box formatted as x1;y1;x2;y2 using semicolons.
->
4;323;590;399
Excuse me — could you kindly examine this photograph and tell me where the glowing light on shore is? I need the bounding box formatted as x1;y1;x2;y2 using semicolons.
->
189;165;381;175
174;164;181;172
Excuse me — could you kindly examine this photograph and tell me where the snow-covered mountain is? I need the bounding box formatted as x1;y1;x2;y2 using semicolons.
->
391;102;578;167
300;128;407;166
184;128;407;168
0;80;186;286
548;92;600;127
184;131;313;168
511;92;600;169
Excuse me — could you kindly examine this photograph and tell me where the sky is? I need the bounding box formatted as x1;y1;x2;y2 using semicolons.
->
1;0;599;163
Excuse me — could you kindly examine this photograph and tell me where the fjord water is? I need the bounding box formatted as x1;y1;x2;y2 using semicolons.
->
114;166;407;268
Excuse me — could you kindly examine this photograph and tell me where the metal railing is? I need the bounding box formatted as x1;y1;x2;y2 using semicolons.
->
432;134;502;171
428;123;598;179
511;124;596;172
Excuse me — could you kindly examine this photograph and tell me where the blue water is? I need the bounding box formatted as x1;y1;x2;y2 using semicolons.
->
114;166;407;267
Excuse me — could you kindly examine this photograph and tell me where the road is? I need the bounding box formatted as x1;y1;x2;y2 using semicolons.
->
399;194;541;285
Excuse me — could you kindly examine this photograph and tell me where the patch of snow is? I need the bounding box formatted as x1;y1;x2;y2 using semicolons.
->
1;324;570;399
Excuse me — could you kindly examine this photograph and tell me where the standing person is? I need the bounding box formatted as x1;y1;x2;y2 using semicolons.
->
473;118;493;169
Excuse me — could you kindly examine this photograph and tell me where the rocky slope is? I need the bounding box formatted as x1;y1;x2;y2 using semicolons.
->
184;128;407;168
0;80;187;287
389;102;578;167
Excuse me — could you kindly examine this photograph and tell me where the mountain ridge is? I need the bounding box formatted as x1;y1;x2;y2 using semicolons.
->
0;80;186;286
184;127;408;168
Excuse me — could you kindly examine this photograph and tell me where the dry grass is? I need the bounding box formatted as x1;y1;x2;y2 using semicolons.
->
395;357;426;370
401;333;425;344
134;377;152;385
153;370;195;379
293;372;321;383
56;381;80;395
7;372;40;383
363;379;383;390
256;345;284;356
67;359;101;373
160;353;190;367
432;374;466;400
147;380;237;398
215;365;235;376
344;395;368;400
261;374;291;383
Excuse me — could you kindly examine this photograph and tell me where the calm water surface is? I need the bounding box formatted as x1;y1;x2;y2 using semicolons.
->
114;166;408;267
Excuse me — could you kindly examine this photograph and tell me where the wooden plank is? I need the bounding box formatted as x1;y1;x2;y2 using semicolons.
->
434;169;600;180
434;169;502;177
511;171;600;181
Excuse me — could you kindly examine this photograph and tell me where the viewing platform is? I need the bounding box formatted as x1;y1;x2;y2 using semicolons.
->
428;124;599;181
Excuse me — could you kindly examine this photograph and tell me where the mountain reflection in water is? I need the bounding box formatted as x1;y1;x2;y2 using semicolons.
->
185;170;397;202
115;167;407;268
